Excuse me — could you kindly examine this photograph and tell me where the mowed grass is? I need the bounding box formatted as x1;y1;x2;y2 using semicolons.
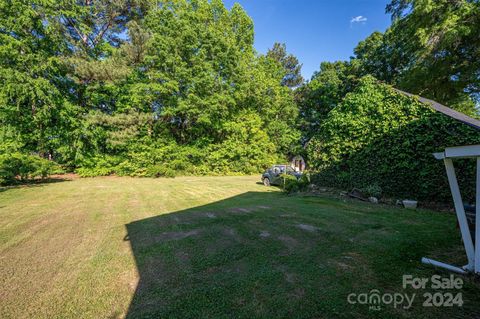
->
1;176;479;318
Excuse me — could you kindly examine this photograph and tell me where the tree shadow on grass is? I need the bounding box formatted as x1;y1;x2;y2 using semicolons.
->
0;177;71;193
124;191;313;319
123;190;480;319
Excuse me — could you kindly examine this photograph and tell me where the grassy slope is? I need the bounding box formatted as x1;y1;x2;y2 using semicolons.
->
0;176;479;318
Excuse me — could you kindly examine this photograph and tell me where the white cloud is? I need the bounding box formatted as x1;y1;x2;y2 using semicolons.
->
350;16;367;24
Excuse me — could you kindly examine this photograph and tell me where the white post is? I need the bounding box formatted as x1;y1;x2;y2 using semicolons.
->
476;158;480;273
421;257;467;275
444;158;475;270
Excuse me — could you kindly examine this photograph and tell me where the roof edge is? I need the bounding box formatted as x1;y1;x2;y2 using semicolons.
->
394;88;480;131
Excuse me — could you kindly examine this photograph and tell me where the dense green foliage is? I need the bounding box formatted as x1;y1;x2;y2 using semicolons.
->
281;172;310;193
297;0;480;139
307;77;480;201
0;0;299;181
0;153;61;185
355;0;480;113
295;61;359;140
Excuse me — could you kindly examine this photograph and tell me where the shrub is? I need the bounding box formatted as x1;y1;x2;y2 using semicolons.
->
307;76;480;202
145;165;176;178
362;184;382;198
282;173;310;193
0;153;59;185
75;156;119;177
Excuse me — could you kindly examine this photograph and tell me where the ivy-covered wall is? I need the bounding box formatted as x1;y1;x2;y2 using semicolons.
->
307;76;480;202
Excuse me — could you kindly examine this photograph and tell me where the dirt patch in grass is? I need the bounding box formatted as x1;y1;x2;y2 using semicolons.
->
277;265;299;284
228;205;271;214
296;223;318;232
229;207;252;214
276;265;305;300
204;226;243;255
277;235;299;254
291;287;306;299
331;252;370;274
49;173;80;180
166;215;193;226
221;227;241;242
156;229;201;241
256;205;271;209
175;251;190;265
153;215;193;227
336;262;352;270
259;231;271;238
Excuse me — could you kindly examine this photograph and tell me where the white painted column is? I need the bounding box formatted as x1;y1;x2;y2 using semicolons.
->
444;158;475;270
475;158;480;273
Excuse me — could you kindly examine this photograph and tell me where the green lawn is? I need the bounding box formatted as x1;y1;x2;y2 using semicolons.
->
1;176;479;318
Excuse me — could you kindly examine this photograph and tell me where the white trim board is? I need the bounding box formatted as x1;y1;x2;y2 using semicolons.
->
433;145;480;160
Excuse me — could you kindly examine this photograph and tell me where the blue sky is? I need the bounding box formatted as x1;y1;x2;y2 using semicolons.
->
223;0;392;80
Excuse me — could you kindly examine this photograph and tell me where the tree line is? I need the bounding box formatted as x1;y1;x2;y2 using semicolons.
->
0;0;479;183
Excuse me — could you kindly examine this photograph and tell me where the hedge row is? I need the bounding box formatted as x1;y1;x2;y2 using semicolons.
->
307;76;480;202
